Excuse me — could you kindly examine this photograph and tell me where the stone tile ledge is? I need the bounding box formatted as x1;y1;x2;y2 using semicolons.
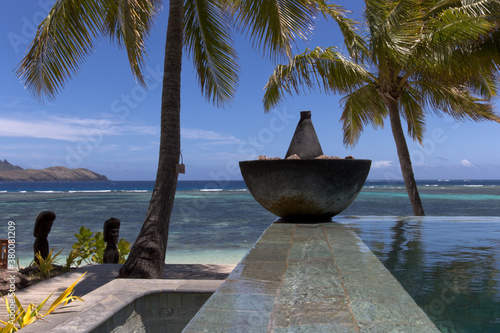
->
15;264;233;332
184;222;440;332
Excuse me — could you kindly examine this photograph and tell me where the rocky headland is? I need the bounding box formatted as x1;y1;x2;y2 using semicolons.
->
0;160;108;181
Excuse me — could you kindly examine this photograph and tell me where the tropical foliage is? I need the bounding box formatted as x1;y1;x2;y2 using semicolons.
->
16;0;340;277
15;0;325;103
72;226;131;265
0;273;85;332
264;0;500;215
33;249;63;280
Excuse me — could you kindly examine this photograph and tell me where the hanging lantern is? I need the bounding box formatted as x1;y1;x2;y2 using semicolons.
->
176;151;185;174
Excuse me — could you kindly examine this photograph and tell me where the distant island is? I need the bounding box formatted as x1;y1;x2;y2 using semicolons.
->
0;159;108;181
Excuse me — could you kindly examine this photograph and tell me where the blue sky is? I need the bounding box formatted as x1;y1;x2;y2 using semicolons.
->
1;0;499;181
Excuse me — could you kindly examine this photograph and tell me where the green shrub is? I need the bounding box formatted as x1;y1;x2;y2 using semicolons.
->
71;227;95;266
71;227;131;265
64;249;81;273
34;249;63;280
117;239;131;264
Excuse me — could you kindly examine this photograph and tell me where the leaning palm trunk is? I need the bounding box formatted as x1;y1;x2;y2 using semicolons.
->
386;98;425;216
119;0;184;278
263;1;500;217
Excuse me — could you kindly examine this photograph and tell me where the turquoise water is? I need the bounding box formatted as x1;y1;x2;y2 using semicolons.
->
0;181;274;265
1;180;500;332
2;179;499;266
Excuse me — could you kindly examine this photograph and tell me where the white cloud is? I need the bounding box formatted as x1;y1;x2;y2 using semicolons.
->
181;128;241;144
0;117;85;141
0;115;157;142
185;151;248;162
121;125;158;135
129;146;151;151
94;145;121;153
51;116;115;127
372;160;394;169
461;159;473;167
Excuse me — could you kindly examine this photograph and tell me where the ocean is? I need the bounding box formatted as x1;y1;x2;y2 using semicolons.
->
2;179;499;266
1;179;500;332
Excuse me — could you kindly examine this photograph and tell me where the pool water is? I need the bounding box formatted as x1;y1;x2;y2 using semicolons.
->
338;216;500;333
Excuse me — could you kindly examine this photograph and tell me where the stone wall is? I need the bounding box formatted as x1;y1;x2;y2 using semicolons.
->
91;293;212;333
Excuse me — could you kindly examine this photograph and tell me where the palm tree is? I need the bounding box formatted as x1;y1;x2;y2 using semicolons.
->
16;0;340;278
263;0;500;216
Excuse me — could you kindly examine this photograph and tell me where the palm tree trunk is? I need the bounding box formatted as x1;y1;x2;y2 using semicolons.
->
387;99;425;216
119;0;184;278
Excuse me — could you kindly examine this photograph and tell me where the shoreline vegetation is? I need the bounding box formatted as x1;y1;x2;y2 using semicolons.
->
0;227;130;296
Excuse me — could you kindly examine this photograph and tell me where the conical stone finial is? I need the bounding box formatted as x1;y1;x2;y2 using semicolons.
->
285;111;323;159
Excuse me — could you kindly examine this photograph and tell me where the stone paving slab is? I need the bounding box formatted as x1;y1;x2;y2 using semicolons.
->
184;222;440;332
0;263;234;332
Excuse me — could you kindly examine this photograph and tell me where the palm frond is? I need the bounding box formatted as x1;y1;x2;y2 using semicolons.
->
384;0;423;29
414;43;499;99
450;0;500;17
184;0;239;105
400;87;426;143
421;0;499;66
364;0;414;70
364;0;389;29
469;71;500;98
15;0;105;102
448;63;500;98
428;0;462;16
428;0;500;20
102;0;161;87
263;47;371;111
430;10;495;46
16;0;160;102
315;1;370;62
340;83;387;146
420;81;500;122
468;29;500;68
229;0;317;59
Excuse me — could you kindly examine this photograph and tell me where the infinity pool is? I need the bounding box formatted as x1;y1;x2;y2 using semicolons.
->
338;216;500;333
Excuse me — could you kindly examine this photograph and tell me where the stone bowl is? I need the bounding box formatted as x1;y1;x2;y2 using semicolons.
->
239;159;371;221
